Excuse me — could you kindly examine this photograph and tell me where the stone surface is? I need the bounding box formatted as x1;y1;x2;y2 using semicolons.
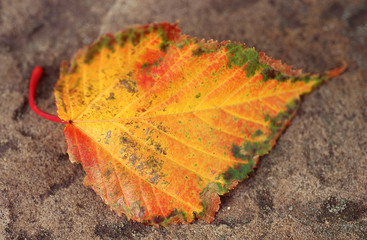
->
0;0;366;239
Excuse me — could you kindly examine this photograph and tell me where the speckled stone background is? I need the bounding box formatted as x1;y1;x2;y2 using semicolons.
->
1;0;366;239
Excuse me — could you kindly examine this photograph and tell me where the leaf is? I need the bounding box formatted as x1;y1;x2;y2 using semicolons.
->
54;22;345;226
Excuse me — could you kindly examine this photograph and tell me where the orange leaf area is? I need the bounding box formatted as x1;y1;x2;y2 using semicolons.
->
54;22;345;226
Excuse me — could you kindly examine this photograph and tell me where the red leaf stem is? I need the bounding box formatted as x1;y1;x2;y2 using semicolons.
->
29;66;66;124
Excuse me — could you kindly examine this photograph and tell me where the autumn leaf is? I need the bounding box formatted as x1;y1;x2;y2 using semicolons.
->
30;22;345;226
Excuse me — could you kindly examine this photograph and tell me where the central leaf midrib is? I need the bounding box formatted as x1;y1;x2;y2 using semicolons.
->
72;85;310;124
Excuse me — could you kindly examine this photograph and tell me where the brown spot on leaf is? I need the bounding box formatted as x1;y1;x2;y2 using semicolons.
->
153;215;164;224
106;92;115;100
105;130;111;144
119;78;137;93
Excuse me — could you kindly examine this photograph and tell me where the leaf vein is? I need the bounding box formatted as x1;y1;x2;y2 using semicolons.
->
139;119;242;165
194;63;243;110
113;44;198;119
111;121;223;183
141;51;227;116
73;35;160;121
73;85;309;123
74;125;201;212
192;112;247;140
220;107;267;127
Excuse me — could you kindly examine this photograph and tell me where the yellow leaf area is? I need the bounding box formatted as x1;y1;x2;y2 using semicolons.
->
54;23;344;226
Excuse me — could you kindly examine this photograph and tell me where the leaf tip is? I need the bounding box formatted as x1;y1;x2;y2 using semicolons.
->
324;60;347;79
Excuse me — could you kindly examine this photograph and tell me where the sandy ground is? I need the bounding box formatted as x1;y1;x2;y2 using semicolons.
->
0;0;366;239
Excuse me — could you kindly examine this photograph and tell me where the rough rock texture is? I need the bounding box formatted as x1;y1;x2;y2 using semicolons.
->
0;0;366;239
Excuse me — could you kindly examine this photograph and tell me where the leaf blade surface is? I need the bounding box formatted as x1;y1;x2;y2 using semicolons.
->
55;22;345;226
